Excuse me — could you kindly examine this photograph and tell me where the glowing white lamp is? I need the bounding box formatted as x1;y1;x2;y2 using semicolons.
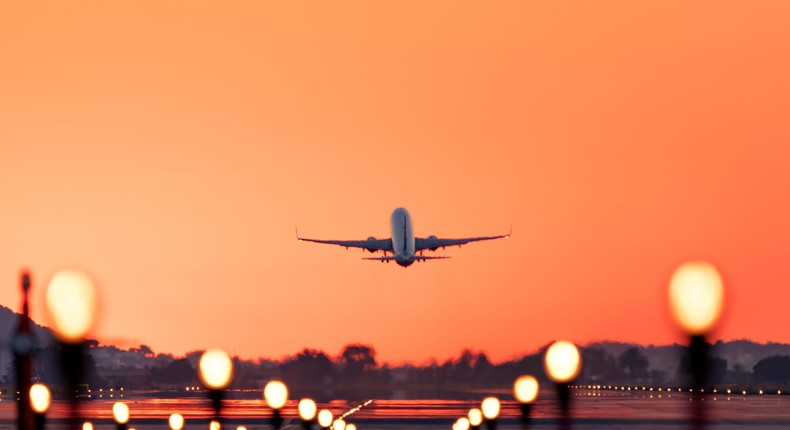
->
46;270;98;343
668;261;725;335
481;397;500;420
199;349;234;390
333;419;346;430
112;402;130;425
513;375;539;403
545;341;582;383
345;424;357;430
168;414;184;430
83;422;94;430
456;417;471;430
30;383;52;414
210;420;221;430
264;381;289;410
299;398;317;421
468;408;483;427
317;410;334;428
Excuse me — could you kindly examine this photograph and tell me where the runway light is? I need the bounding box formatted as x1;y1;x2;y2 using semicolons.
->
467;408;483;426
759;389;764;395
112;402;130;425
544;341;581;383
317;410;333;428
481;397;500;420
299;398;317;421
83;422;94;430
668;261;725;335
513;375;539;403
30;383;52;414
169;414;184;430
727;389;731;394
742;390;746;395
264;381;288;410
199;349;234;390
332;419;346;430
46;269;98;342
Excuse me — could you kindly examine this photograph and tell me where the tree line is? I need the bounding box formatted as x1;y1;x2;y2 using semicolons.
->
3;342;789;399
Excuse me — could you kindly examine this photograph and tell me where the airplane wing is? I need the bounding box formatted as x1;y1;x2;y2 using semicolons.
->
414;228;511;252
297;231;394;252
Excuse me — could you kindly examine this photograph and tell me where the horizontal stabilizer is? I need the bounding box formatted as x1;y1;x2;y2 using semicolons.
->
361;256;451;262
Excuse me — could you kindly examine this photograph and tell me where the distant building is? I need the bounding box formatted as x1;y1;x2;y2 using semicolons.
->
97;367;152;390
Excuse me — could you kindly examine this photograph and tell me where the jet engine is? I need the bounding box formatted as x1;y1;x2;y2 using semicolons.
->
427;235;439;251
366;237;378;253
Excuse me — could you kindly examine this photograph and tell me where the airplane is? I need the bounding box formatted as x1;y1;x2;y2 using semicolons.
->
297;207;510;267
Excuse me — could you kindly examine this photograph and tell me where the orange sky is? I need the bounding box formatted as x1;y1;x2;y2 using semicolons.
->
2;1;790;364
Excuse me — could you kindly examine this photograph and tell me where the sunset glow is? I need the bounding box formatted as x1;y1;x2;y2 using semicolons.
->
2;1;790;363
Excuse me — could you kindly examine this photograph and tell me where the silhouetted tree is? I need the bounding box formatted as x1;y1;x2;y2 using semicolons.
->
710;357;728;385
619;347;649;380
130;345;155;357
340;344;377;379
753;355;790;384
580;348;618;382
151;358;195;385
281;348;335;390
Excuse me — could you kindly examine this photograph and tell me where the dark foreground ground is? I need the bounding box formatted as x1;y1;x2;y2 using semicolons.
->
1;390;787;429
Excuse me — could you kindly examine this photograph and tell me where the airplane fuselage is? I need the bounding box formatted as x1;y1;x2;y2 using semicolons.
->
390;207;416;266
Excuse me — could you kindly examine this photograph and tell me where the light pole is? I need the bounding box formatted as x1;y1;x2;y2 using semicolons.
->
14;271;36;430
112;402;130;430
298;398;317;430
198;349;234;426
264;380;288;430
30;383;51;430
480;397;500;430
317;409;333;430
545;341;581;430
45;270;98;430
513;375;539;428
668;261;725;430
168;414;184;430
467;408;483;430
